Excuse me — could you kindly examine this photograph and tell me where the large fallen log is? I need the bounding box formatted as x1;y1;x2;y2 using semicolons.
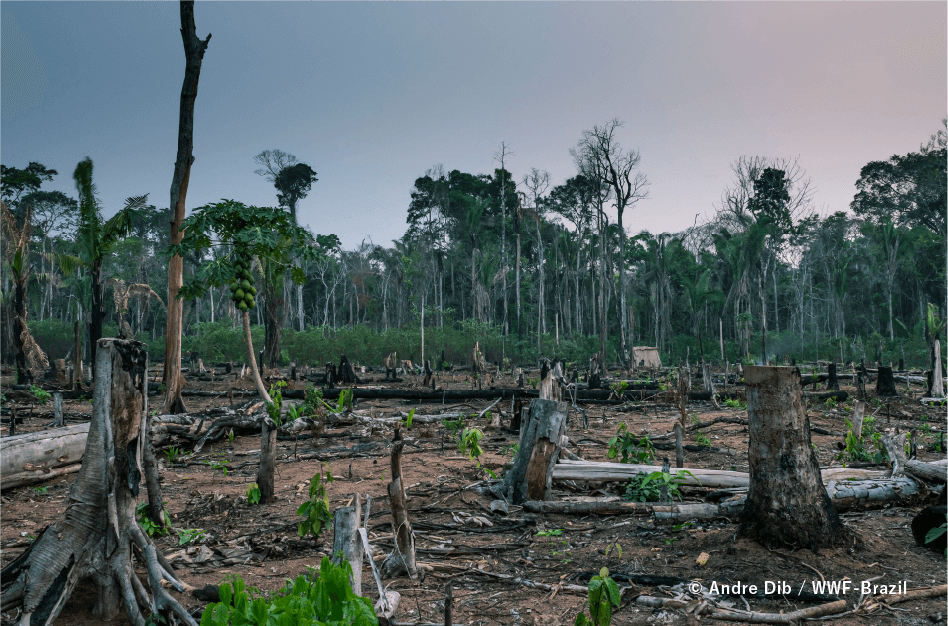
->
1;423;90;490
551;459;889;487
904;459;948;484
524;476;923;519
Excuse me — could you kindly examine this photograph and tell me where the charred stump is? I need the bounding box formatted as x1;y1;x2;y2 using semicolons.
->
257;417;277;504
827;362;839;390
338;355;358;384
502;399;569;504
875;365;899;397
738;366;851;550
0;338;195;626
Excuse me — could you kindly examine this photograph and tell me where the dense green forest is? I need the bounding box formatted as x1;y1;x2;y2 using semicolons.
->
2;121;945;373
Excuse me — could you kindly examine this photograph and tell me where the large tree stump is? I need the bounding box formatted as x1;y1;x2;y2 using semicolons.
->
0;339;195;626
875;365;899;397
502;399;570;504
738;366;851;550
381;430;417;579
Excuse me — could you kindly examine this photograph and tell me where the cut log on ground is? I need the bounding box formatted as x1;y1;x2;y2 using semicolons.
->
525;476;923;520
739;365;852;550
501;399;570;504
905;460;948;484
0;338;196;626
1;423;90;491
551;459;890;487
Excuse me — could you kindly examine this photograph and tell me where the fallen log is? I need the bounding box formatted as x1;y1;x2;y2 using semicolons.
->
904;459;948;484
551;459;889;487
525;476;922;520
1;423;90;490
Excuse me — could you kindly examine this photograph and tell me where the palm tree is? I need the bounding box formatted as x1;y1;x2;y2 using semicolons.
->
64;158;146;373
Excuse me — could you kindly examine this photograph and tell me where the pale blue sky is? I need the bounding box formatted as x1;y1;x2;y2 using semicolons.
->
2;2;945;247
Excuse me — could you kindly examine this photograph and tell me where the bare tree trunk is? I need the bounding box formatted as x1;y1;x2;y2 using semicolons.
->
0;339;196;626
738;366;851;550
257;417;277;503
243;310;272;403
162;1;211;415
381;430;417;579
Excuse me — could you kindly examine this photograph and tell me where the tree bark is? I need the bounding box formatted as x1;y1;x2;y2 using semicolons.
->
381;431;417;579
0;339;196;626
502;399;569;504
827;362;839;390
257;417;277;504
162;0;211;415
73;321;82;390
738;365;851;550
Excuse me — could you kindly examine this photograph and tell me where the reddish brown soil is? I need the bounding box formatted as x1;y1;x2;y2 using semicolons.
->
1;368;945;626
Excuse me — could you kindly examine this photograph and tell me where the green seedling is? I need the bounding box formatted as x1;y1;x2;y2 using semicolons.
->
297;467;333;541
607;422;655;465
136;502;172;537
246;482;261;505
177;528;207;546
536;529;564;537
31;486;49;495
574;567;620;626
29;385;51;405
164;446;184;463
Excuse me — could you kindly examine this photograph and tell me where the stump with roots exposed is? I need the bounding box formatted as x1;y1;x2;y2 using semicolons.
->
0;339;195;626
738;365;852;551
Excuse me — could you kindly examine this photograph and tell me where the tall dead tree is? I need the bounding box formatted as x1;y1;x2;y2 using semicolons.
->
162;0;211;414
0;339;195;626
738;366;851;550
381;429;417;579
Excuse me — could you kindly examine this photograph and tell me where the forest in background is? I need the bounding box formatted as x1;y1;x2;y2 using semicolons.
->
2;119;945;373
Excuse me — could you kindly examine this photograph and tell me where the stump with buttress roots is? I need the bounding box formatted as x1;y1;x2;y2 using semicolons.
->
0;339;195;626
738;365;852;551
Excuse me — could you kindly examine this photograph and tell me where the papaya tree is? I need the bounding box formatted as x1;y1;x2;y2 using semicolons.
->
170;199;339;401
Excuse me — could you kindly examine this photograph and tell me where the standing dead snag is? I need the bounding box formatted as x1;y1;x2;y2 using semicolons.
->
381;429;417;579
257;417;277;504
739;366;851;550
331;494;363;596
502;399;570;504
876;365;899;397
0;339;195;626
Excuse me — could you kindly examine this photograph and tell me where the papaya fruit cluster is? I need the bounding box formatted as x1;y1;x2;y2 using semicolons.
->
230;256;257;311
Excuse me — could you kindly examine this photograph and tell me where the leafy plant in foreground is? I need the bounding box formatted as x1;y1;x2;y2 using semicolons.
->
200;557;378;626
246;483;261;505
624;469;698;503
136;502;172;537
574;567;620;626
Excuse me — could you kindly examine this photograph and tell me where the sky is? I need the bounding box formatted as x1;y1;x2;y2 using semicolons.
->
2;2;945;249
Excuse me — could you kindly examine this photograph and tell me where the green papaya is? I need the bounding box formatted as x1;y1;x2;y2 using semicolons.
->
235;289;245;300
230;283;239;293
241;280;252;291
246;297;255;308
248;286;257;297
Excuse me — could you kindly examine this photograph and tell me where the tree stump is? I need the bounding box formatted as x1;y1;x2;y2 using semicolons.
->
338;355;358;384
52;393;63;428
381;430;417;579
538;359;561;401
738;366;851;550
0;339;195;626
257;417;277;504
827;362;839;390
423;360;433;388
331;495;363;596
875;365;899;397
502;399;570;504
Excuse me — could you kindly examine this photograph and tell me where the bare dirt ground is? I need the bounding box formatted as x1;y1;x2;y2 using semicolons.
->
2;365;946;626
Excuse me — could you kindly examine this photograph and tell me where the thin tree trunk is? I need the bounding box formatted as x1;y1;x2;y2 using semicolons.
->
257;417;277;503
162;1;211;414
243;310;271;403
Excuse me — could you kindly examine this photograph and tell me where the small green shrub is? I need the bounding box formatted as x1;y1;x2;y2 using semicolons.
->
29;385;51;405
624;469;698;503
606;423;655;465
574;567;620;626
246;483;261;505
298;468;333;540
136;502;171;537
199;557;378;626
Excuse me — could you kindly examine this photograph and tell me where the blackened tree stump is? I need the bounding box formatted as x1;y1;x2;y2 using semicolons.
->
738;366;851;550
875;365;899;397
502;399;570;504
827;362;839;390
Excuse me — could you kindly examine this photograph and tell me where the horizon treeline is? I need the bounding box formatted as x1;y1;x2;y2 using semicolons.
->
1;120;945;371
